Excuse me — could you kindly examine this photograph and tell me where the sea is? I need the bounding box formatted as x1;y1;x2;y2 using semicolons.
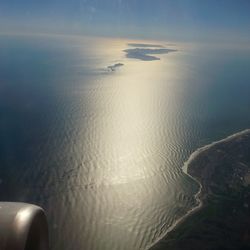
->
1;34;250;250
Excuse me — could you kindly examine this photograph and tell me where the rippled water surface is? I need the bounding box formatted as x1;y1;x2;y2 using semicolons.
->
1;35;250;250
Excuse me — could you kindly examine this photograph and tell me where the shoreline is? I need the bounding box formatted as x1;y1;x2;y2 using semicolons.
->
148;128;250;250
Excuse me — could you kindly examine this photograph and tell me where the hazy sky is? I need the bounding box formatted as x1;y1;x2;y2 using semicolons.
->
1;0;250;42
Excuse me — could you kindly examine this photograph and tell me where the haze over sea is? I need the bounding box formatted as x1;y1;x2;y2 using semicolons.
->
1;34;250;250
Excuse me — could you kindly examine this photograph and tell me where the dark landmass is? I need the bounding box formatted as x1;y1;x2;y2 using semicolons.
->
151;129;250;250
107;63;124;71
128;43;164;48
123;48;177;61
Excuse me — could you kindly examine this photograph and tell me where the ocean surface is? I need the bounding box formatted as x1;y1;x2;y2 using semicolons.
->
1;34;250;250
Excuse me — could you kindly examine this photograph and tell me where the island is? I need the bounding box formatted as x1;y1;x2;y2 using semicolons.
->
151;129;250;250
123;43;177;61
107;63;124;71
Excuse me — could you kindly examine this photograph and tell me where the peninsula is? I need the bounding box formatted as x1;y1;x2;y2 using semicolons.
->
151;129;250;250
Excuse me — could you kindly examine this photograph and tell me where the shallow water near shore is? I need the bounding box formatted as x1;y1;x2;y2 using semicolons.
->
1;34;250;250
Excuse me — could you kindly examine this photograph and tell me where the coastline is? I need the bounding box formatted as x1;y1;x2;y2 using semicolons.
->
149;128;250;250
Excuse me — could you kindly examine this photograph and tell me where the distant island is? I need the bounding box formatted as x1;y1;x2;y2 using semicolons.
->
107;63;124;72
151;129;250;250
124;43;177;61
127;43;164;48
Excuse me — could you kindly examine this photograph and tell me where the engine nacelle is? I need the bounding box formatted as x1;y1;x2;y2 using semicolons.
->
0;202;49;250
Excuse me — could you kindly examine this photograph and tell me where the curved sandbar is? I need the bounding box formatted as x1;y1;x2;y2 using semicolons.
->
151;129;250;250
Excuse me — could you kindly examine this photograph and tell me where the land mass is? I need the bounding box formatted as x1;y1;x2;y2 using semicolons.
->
151;129;250;250
127;43;164;48
124;48;177;61
107;63;124;71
